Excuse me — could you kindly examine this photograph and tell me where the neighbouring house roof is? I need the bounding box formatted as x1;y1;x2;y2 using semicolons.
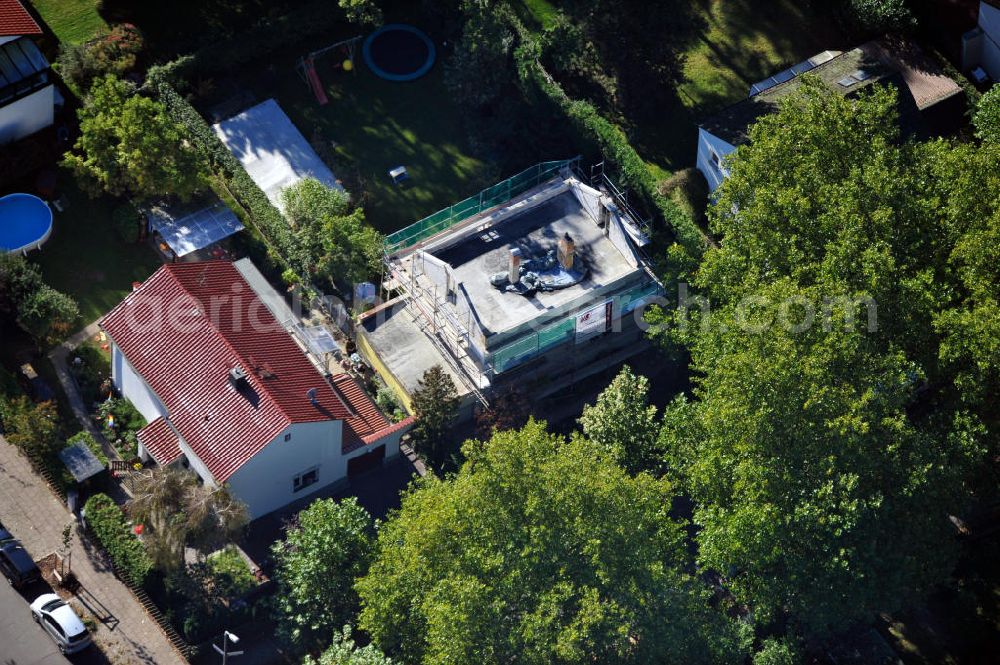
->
211;98;343;213
0;0;40;37
137;417;183;467
701;38;963;146
100;261;389;482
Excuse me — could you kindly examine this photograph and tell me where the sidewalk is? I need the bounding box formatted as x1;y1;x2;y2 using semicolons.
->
0;433;184;664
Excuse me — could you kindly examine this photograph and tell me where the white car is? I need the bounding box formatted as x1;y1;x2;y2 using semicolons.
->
29;593;92;654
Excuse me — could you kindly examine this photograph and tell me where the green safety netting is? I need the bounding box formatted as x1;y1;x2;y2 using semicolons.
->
385;159;577;254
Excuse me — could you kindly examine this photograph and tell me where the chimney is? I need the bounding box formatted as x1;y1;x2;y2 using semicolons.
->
558;233;575;270
307;388;318;406
599;201;611;234
508;247;522;284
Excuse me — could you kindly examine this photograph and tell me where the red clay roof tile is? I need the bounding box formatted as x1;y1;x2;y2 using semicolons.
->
0;0;40;36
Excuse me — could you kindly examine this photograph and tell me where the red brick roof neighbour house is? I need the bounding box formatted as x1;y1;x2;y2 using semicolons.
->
101;261;398;482
0;0;41;36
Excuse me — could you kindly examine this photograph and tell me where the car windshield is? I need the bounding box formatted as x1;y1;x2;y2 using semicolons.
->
41;599;64;612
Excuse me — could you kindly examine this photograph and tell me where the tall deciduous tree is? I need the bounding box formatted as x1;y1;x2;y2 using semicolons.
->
657;78;993;637
271;497;374;653
409;365;460;466
357;420;745;665
63;74;204;201
578;365;660;474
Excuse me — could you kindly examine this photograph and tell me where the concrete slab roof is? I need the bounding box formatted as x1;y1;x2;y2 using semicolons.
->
431;191;637;335
360;301;470;397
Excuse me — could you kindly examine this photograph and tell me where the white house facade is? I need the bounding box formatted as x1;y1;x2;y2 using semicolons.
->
695;128;736;195
963;1;1000;80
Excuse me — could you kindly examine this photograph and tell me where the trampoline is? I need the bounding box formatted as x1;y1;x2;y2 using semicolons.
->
0;193;53;255
363;24;436;81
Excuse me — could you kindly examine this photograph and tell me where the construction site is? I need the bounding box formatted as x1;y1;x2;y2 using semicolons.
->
358;160;664;418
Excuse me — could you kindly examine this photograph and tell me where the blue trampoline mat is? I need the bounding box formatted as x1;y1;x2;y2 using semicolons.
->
363;24;436;82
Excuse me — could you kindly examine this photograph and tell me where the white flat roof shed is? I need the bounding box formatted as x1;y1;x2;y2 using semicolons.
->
212;98;343;213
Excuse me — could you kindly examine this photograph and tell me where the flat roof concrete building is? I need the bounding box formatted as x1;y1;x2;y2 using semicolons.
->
359;161;663;417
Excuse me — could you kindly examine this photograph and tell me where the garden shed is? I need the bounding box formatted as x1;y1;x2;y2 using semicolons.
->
58;442;105;484
211;98;343;213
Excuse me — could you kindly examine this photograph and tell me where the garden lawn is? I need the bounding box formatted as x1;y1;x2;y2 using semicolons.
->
32;175;160;323
29;0;107;45
266;64;492;235
632;0;846;173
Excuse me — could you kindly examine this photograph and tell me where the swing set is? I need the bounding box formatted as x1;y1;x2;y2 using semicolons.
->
296;35;362;105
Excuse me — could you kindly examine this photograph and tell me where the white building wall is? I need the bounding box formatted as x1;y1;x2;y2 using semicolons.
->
0;84;54;145
696;128;737;194
111;345;167;423
980;2;1000;79
226;420;345;519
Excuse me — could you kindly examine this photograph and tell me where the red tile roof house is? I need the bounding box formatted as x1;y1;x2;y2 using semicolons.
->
0;0;57;145
100;261;414;519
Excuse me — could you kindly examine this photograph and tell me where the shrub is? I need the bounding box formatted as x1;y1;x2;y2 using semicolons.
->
510;23;707;261
844;0;916;33
375;386;405;423
56;23;144;94
84;493;153;585
207;545;255;602
975;84;1000;144
97;397;145;458
658;167;709;226
112;202;143;243
70;343;111;404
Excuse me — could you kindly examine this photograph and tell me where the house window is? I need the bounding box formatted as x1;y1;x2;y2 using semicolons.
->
293;467;319;493
284;433;292;442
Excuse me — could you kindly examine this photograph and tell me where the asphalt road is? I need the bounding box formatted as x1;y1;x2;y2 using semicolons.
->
0;579;69;665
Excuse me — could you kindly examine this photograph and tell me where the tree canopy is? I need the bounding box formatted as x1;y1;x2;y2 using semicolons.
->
280;178;383;289
0;254;79;345
409;365;460;467
357;420;745;665
63;74;204;201
656;78;995;636
578;365;661;474
272;497;374;652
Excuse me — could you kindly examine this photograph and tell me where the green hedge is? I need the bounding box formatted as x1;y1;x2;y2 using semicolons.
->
145;71;302;277
84;493;153;585
511;26;707;260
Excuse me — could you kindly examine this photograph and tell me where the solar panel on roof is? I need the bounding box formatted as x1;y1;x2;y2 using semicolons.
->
790;60;815;75
838;76;858;88
852;69;872;82
772;69;794;84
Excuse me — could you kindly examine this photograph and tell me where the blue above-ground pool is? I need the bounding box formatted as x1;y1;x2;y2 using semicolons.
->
0;193;53;255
